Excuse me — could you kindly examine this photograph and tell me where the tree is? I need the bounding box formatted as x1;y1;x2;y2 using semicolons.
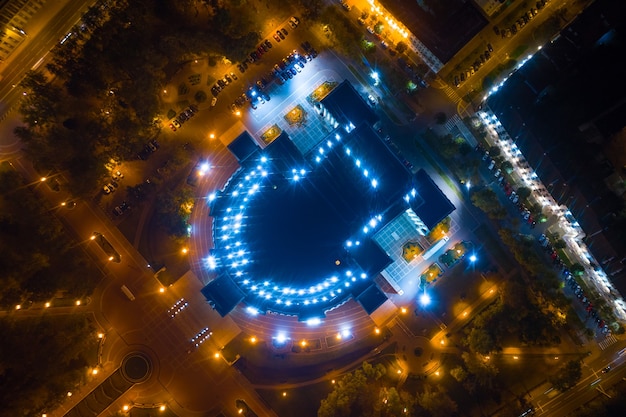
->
467;327;497;355
318;362;386;417
471;188;507;219
396;41;408;54
450;366;468;383
462;352;499;390
488;146;501;157
418;387;458;417
516;186;532;201
551;360;582;391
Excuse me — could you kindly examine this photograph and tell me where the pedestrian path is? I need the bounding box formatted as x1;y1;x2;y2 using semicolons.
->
598;334;617;350
440;84;462;104
444;114;461;131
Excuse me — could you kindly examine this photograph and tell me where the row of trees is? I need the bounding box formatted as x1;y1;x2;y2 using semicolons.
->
0;314;98;417
318;362;458;417
0;165;101;307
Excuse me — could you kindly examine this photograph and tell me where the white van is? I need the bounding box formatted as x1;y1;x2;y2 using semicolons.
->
121;285;136;301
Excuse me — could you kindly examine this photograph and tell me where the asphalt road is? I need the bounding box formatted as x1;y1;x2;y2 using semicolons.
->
0;0;93;122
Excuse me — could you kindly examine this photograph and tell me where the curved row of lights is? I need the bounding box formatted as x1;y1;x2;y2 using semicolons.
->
206;132;385;314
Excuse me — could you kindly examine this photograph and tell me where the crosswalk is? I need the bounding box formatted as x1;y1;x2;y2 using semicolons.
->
598;334;617;350
444;114;462;132
441;85;462;103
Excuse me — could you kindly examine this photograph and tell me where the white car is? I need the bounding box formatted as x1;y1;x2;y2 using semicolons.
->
211;97;217;107
366;26;374;34
488;160;495;170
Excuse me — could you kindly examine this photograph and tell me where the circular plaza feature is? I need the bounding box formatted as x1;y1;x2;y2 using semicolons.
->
121;352;152;383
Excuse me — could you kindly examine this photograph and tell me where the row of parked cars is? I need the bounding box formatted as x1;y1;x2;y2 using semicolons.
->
454;43;493;87
211;72;238;99
169;105;198;131
136;139;160;160
495;0;547;38
272;27;289;43
480;147;537;228
249;39;273;63
271;44;316;83
540;234;611;335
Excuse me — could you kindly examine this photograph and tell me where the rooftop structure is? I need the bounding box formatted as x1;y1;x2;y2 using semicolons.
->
201;81;455;320
372;0;487;72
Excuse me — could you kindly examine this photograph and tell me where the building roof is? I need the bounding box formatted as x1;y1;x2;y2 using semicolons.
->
356;284;389;315
320;80;378;128
409;169;456;229
378;0;487;64
227;131;260;163
206;81;455;318
200;273;246;317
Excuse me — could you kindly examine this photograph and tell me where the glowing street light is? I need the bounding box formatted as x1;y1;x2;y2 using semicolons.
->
370;71;379;86
419;292;431;306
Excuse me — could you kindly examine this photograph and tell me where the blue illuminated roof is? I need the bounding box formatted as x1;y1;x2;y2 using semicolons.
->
409;169;456;230
200;273;245;317
227;131;260;163
320;80;379;127
203;82;455;319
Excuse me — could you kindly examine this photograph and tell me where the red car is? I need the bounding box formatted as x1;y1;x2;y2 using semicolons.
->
169;123;177;131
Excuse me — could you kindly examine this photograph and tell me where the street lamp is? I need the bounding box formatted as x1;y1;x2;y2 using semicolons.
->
370;71;379;86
